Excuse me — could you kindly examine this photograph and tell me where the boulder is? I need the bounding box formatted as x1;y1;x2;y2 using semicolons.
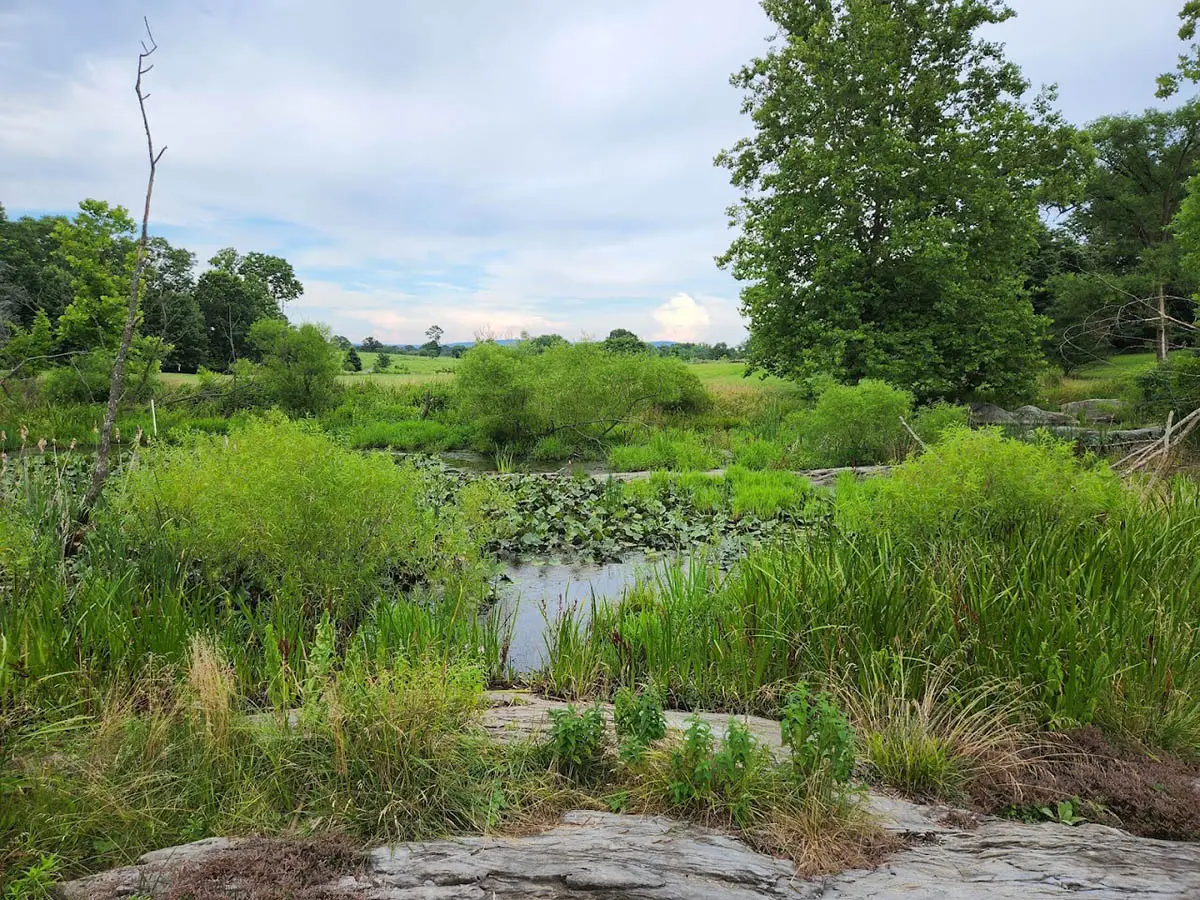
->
1061;399;1126;424
1013;405;1075;426
969;403;1017;425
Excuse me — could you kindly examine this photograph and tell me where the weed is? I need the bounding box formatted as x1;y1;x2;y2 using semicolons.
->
781;686;856;784
546;704;609;783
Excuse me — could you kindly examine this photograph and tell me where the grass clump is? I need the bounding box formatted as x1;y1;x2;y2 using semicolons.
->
608;429;719;472
342;419;465;451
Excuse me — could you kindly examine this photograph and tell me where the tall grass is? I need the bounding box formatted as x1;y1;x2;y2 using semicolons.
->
544;493;1200;754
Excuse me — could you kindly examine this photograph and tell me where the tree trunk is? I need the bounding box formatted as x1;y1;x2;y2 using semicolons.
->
1157;284;1169;363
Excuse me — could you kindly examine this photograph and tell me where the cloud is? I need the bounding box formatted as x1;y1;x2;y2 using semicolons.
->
0;0;1193;345
652;293;710;342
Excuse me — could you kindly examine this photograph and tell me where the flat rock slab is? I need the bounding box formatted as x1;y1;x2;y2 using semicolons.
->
57;696;1200;898
58;810;1200;899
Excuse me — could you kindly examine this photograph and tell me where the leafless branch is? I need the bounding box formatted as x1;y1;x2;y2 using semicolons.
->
79;17;166;520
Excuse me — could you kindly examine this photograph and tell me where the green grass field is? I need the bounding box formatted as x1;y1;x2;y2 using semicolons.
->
1074;352;1159;380
347;352;458;384
159;357;790;390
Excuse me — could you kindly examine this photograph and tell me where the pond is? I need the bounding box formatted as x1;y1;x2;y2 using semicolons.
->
490;554;680;672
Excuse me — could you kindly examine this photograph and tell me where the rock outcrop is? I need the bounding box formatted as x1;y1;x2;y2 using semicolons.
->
57;807;1200;899
1060;399;1125;423
59;694;1200;900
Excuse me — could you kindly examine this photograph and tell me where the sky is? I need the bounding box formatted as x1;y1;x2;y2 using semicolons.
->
0;0;1194;345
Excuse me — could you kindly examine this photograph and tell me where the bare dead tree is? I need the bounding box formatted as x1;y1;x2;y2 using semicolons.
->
79;18;166;518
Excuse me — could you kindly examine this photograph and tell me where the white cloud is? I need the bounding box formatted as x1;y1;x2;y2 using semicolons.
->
652;293;710;342
0;0;1192;345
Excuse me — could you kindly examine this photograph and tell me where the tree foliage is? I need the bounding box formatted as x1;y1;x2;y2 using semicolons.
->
250;319;343;413
718;0;1087;403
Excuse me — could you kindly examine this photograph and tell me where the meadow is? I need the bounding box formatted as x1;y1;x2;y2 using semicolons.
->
2;345;1200;892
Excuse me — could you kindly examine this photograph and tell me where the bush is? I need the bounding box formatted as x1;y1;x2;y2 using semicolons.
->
909;402;969;445
454;342;708;449
788;379;914;467
835;428;1126;544
250;319;343;414
40;353;113;405
102;416;491;609
1136;352;1200;420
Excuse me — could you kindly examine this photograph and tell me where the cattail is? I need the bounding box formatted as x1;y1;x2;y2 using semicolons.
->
115;427;121;443
134;427;144;447
19;425;28;445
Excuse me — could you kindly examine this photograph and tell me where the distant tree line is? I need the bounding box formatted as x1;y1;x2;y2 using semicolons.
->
0;198;303;383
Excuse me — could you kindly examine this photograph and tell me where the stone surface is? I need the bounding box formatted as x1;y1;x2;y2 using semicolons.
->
58;808;1200;899
1060;399;1125;423
969;403;1018;425
1012;405;1075;426
58;697;1200;899
1044;425;1165;447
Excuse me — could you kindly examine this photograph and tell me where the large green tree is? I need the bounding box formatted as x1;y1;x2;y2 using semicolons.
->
52;199;138;351
717;0;1086;402
198;249;299;370
1061;102;1200;361
1159;2;1200;98
140;237;206;372
0;207;73;331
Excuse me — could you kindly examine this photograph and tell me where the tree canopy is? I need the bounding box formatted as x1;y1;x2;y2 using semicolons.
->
718;0;1087;403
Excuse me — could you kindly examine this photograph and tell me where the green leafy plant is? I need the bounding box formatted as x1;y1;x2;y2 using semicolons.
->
665;717;773;827
546;704;609;783
780;685;856;784
614;685;667;761
786;379;916;467
3;853;60;900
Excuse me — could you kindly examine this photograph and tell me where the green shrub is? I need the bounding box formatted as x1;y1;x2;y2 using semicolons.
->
834;428;1126;543
780;686;855;784
546;704;609;783
102;415;491;610
788;379;915;467
1136;352;1200;420
455;342;708;449
250;319;344;414
608;430;719;472
909;401;969;444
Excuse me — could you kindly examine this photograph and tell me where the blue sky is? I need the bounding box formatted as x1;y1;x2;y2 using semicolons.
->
0;0;1193;344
